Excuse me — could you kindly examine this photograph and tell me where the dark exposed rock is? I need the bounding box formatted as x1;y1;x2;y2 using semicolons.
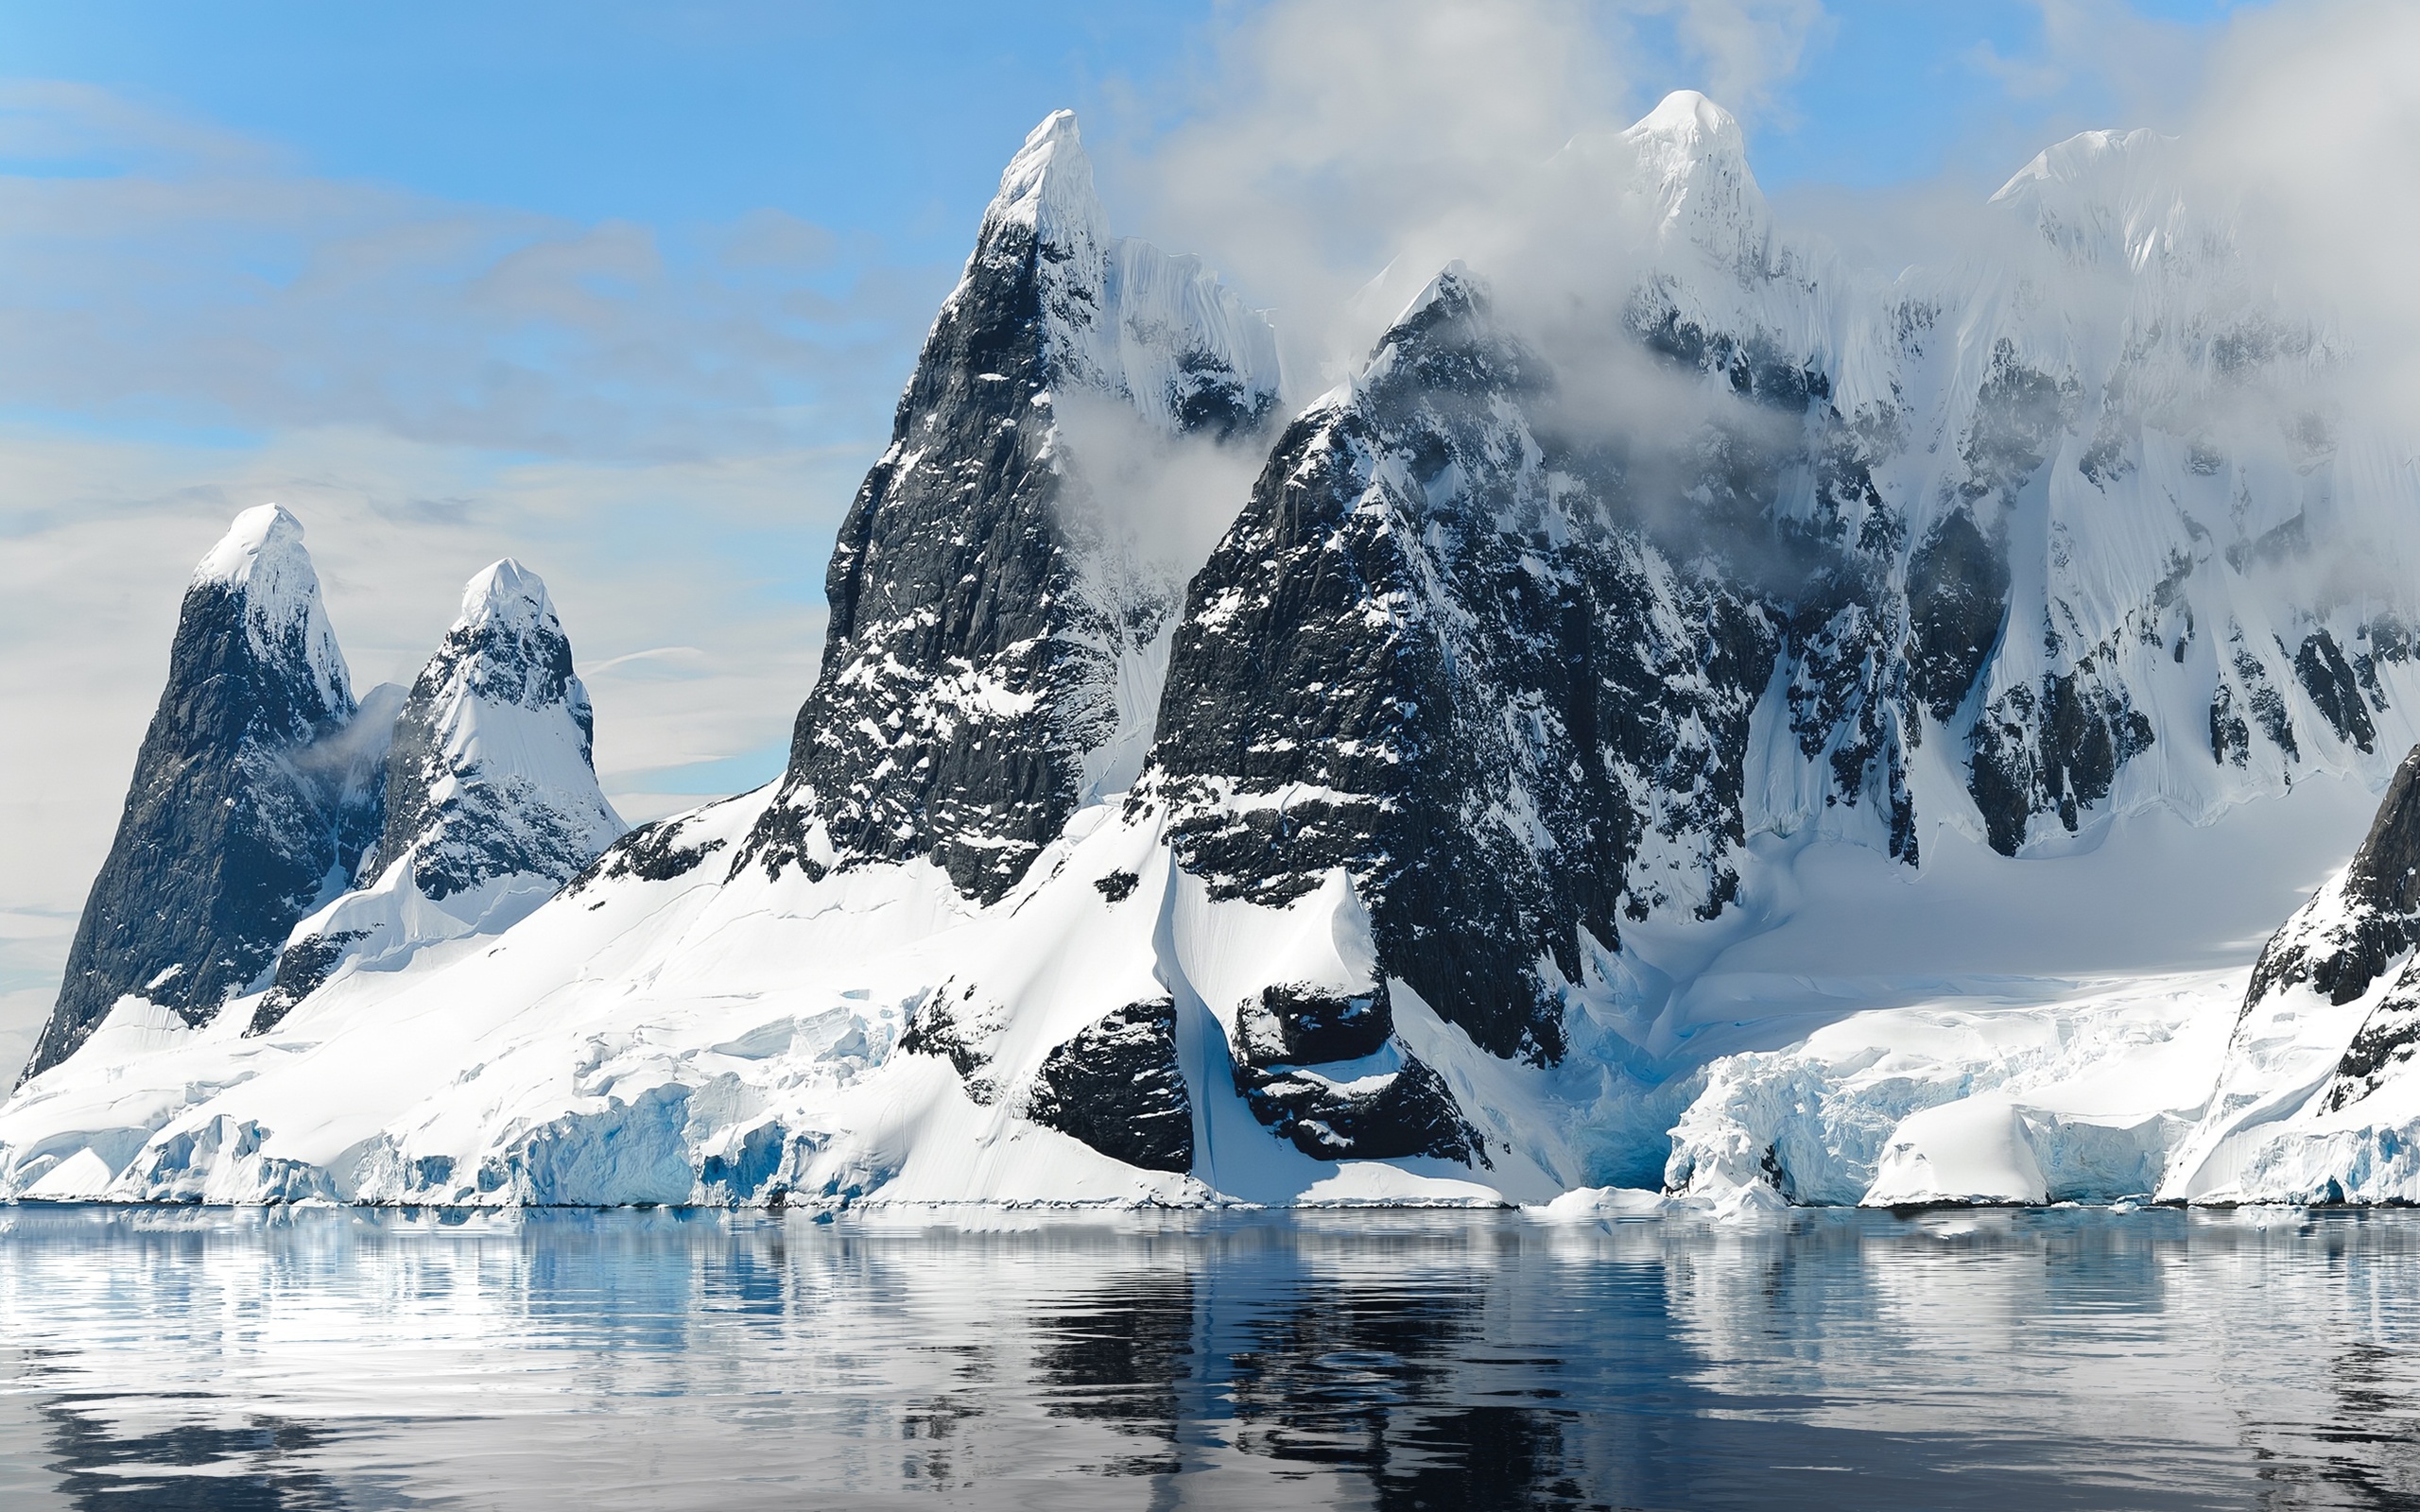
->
898;981;1004;1103
1210;966;1478;1164
1147;271;1797;1065
375;562;612;902
1968;663;2157;854
1024;998;1194;1173
1093;869;1139;903
2231;633;2300;763
734;112;1276;905
1147;266;1932;1068
246;929;367;1036
1236;981;1393;1069
25;508;374;1083
1959;341;2077;507
1907;508;2009;721
570;814;730;893
2295;628;2377;753
256;561;622;1030
1237;1053;1479;1164
2211;679;2254;767
2244;745;2420;1015
2325;966;2420;1112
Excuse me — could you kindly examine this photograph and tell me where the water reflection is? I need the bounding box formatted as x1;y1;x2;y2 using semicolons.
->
1;1206;2417;1508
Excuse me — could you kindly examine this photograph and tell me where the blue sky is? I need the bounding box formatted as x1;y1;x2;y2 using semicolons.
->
0;0;2269;1052
0;2;2252;490
8;3;2243;232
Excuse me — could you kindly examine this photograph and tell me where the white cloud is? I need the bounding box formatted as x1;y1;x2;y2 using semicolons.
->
1100;0;1832;388
2186;0;2420;433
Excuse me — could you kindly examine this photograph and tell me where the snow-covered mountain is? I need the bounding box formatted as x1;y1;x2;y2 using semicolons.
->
2160;748;2420;1202
249;559;624;1035
10;97;2420;1209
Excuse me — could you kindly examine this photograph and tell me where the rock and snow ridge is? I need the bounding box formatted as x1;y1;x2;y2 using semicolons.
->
2155;747;2420;1203
249;558;625;1034
12;98;2420;1209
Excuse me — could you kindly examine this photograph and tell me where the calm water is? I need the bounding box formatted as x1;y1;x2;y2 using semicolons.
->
0;1205;2416;1510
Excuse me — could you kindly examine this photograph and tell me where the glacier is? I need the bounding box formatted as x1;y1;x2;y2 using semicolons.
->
11;95;2420;1211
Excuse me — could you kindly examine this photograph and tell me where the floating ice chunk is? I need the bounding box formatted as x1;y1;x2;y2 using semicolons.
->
1863;1095;2048;1206
1527;1185;1671;1222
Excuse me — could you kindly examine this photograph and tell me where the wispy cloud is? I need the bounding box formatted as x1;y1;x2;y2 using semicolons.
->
0;80;946;460
1098;0;1834;387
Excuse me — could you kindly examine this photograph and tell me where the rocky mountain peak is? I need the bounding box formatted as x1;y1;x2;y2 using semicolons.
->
21;507;373;1082
1989;127;2202;270
2343;747;2420;914
2239;746;2420;1019
1616;90;1771;272
733;109;1280;904
458;557;550;631
371;558;619;900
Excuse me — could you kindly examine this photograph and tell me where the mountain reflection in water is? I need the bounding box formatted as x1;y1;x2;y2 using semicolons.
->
0;1205;2416;1509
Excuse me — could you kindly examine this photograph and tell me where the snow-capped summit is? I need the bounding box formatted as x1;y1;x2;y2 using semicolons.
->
187;503;351;720
1988;128;2212;276
249;558;623;1032
458;557;551;634
1617;90;1772;274
375;558;619;890
980;108;1109;258
953;109;1281;436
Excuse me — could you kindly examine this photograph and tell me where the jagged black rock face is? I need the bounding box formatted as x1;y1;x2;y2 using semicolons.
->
2295;628;2377;754
27;580;367;1081
897;980;1007;1104
1969;667;2158;855
2247;746;2420;1012
735;173;1272;908
1236;982;1392;1068
2241;744;2420;1114
1219;975;1478;1163
735;218;1082;904
2325;970;2420;1112
377;602;598;901
1023;999;1194;1173
247;929;367;1035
